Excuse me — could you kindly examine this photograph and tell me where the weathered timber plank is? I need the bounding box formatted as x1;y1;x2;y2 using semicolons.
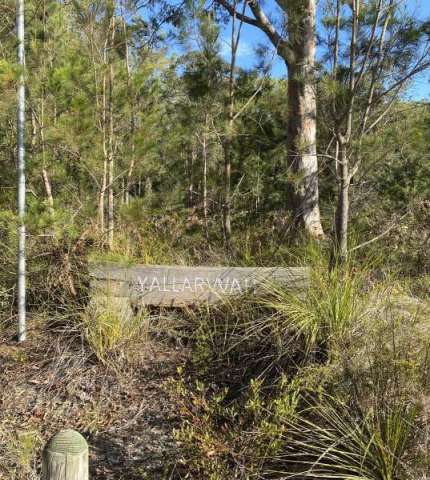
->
89;263;309;307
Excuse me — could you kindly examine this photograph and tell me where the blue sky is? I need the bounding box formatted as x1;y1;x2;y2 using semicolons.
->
216;0;430;100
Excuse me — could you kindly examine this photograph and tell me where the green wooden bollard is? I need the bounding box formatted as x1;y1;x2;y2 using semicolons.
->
42;430;89;480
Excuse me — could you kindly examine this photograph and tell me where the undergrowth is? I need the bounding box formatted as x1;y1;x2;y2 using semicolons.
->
173;250;430;479
1;207;429;479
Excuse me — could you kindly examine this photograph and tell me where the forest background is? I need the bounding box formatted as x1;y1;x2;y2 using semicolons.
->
1;0;430;478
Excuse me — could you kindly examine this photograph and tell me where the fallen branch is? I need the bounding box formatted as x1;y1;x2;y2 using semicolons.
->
349;211;410;253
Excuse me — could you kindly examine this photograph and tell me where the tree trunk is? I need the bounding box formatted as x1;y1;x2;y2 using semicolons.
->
202;132;209;237
98;18;109;237
99;74;107;234
107;82;114;250
223;2;239;246
123;15;135;206
42;168;54;215
98;163;107;233
217;0;324;238
121;177;126;204
41;0;53;217
125;149;135;205
286;0;324;238
223;139;232;243
107;13;115;250
334;141;349;263
40;95;54;216
187;145;195;208
145;177;152;199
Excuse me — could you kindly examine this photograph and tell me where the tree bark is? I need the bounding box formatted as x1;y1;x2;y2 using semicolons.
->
98;17;109;236
223;0;241;246
122;15;135;206
98;161;107;233
202;130;209;237
286;0;324;238
107;11;115;250
187;145;196;208
145;177;152;199
107;64;114;250
217;0;324;238
334;141;349;263
40;98;54;216
223;139;232;243
331;0;358;265
42;168;54;215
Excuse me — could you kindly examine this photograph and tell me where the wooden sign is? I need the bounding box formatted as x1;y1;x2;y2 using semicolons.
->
89;263;309;307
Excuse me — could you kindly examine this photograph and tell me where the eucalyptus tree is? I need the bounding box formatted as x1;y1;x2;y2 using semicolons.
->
216;0;325;239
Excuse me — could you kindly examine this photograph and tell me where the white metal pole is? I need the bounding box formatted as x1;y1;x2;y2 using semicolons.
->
17;0;26;342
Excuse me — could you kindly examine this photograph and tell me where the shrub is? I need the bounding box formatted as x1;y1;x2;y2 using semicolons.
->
174;374;302;479
187;254;367;389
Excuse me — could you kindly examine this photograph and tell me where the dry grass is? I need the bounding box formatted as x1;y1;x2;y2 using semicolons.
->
81;294;150;366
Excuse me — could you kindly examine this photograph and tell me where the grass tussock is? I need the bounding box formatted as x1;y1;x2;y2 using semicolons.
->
274;395;419;480
81;294;149;366
262;264;367;357
187;254;367;386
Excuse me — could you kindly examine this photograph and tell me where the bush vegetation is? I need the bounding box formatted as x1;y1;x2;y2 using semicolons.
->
172;250;430;479
0;0;430;477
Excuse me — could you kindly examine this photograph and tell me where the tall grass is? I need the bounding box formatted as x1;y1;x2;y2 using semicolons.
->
261;262;367;360
275;395;418;480
188;251;367;386
81;294;148;366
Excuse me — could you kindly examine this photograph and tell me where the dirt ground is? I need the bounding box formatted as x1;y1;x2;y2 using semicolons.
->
0;316;188;479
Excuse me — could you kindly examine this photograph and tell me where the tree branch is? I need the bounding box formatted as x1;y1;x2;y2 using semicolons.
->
216;0;259;26
247;0;293;62
216;0;293;63
349;211;410;253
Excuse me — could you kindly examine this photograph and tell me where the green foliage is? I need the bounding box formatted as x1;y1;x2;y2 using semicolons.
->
0;429;42;478
262;260;367;358
0;1;429;478
371;106;430;210
0;59;17;88
186;248;366;389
